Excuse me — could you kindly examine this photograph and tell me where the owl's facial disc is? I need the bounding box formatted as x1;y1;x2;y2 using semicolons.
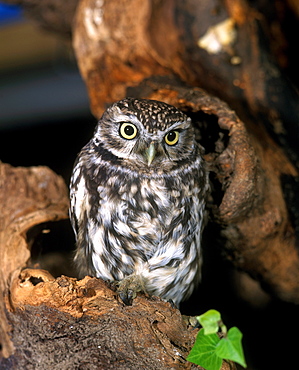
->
96;103;196;170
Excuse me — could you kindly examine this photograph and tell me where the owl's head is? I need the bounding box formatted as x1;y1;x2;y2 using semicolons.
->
92;98;198;172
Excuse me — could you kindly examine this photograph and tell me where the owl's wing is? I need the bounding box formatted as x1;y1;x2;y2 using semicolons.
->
69;161;88;238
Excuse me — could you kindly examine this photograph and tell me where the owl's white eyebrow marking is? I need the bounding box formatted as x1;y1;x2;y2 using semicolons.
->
110;98;189;134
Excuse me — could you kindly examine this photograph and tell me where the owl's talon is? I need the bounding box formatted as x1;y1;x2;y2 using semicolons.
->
116;275;143;305
118;291;129;305
118;290;134;306
167;299;178;309
182;315;200;328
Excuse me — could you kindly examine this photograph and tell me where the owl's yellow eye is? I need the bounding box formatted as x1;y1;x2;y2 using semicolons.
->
165;131;179;146
119;123;138;140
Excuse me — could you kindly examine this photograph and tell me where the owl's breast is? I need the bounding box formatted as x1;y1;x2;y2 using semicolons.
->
85;158;204;265
121;176;197;237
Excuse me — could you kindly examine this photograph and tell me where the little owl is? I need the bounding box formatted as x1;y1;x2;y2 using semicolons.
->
69;98;209;306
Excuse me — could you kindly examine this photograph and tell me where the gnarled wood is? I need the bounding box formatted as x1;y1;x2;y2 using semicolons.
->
5;270;202;369
0;163;69;358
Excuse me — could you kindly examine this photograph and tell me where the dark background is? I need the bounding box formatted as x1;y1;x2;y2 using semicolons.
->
0;3;95;182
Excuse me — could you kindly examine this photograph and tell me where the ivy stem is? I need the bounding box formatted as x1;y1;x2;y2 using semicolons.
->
218;320;227;337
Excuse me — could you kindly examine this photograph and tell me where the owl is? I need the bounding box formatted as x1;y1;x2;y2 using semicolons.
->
69;98;209;306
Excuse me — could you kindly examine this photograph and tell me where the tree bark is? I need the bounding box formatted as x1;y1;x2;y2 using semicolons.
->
4;270;201;369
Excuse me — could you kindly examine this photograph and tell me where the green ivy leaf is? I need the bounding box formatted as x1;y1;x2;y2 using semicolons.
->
197;309;221;335
187;329;222;370
215;327;247;368
188;310;247;370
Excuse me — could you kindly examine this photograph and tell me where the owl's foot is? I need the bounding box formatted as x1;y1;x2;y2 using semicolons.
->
116;275;145;305
167;299;178;309
182;315;200;328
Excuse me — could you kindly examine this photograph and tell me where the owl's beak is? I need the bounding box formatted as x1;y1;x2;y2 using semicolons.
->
145;143;156;166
